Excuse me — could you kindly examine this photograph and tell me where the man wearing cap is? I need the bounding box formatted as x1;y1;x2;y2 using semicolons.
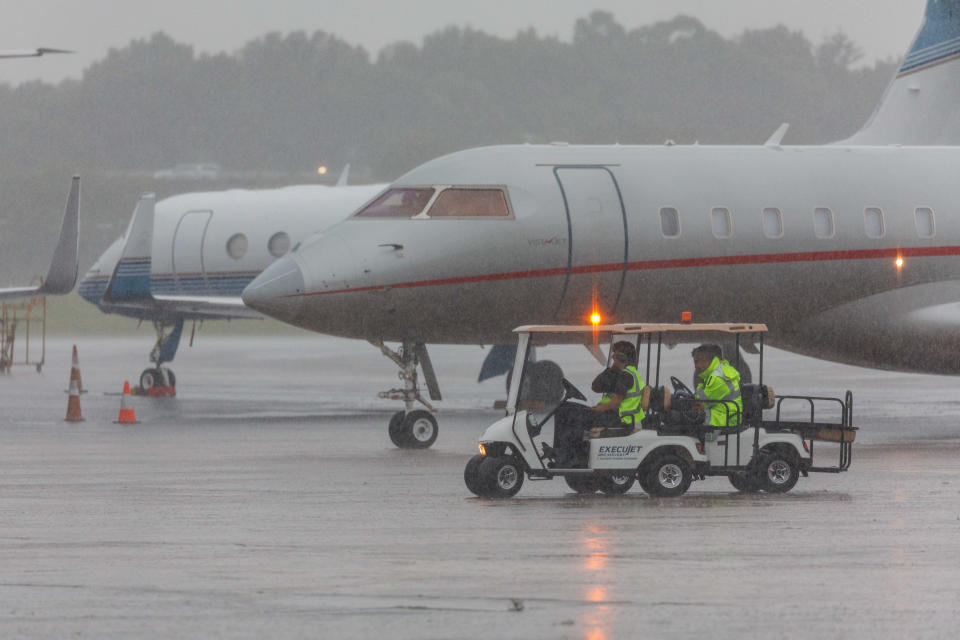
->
550;340;647;467
691;344;742;428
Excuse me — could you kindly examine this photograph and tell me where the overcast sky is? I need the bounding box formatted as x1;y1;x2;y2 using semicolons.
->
0;0;928;86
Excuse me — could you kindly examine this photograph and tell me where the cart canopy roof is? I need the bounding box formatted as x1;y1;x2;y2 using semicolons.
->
513;323;767;346
515;322;767;335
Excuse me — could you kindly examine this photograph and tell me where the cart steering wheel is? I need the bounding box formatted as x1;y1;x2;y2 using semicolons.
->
670;375;693;395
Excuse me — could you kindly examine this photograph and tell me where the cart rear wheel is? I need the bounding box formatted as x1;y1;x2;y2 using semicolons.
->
464;454;486;497
728;471;761;493
758;452;799;493
644;454;692;497
564;475;599;495
478;456;524;498
597;474;635;495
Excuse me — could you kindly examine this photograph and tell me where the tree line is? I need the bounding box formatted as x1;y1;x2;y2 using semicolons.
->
0;12;896;181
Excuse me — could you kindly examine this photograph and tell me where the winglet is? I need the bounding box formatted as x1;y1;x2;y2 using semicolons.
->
37;176;81;295
336;163;350;187
765;123;790;148
102;193;155;303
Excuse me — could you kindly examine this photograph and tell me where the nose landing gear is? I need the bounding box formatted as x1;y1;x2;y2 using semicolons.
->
375;340;441;449
136;318;184;397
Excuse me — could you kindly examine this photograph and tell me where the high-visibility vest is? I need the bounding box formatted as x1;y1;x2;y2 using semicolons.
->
618;365;646;425
695;356;742;427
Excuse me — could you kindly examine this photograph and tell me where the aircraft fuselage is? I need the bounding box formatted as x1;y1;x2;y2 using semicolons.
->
243;144;960;374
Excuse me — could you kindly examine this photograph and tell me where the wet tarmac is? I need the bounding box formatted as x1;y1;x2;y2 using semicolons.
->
1;336;959;638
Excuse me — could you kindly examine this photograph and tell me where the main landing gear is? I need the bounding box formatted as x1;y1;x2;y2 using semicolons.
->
138;318;184;397
375;340;441;449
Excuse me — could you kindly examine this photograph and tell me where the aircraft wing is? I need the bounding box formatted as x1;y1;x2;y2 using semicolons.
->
151;295;263;319
906;301;960;327
0;176;80;301
0;48;72;59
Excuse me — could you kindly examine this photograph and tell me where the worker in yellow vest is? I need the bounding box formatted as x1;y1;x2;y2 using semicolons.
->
550;341;648;467
692;344;743;427
589;340;647;436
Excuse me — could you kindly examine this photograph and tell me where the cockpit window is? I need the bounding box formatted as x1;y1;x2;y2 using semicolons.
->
354;188;435;218
427;188;510;217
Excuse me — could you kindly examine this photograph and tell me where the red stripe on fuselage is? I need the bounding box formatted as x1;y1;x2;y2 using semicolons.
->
291;245;960;298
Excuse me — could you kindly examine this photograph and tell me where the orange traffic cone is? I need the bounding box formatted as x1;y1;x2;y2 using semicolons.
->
65;377;84;422
66;344;85;394
114;380;139;424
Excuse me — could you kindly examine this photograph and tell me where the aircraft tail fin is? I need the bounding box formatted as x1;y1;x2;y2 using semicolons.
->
36;175;81;296
336;164;351;187
840;0;960;145
102;193;155;303
0;177;80;301
0;176;80;301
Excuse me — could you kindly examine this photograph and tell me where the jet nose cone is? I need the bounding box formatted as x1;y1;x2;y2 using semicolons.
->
242;256;305;321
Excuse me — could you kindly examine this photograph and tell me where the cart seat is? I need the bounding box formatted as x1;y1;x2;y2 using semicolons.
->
740;384;774;422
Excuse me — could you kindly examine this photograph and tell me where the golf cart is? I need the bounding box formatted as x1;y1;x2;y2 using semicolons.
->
464;322;857;498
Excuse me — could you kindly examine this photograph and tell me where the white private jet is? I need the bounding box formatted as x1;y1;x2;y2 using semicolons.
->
78;168;385;391
242;0;960;448
0;177;80;301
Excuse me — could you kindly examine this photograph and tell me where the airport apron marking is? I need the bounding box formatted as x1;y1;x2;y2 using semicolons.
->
281;244;960;297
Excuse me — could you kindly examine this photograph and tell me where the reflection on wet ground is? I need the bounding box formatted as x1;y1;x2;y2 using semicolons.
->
0;337;958;638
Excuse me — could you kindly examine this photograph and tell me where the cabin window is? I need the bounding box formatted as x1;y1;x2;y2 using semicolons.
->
762;208;783;238
711;207;732;238
659;207;680;237
226;233;248;259
427;188;510;217
354;187;435;218
268;231;290;257
915;207;935;238
864;207;885;239
814;207;834;238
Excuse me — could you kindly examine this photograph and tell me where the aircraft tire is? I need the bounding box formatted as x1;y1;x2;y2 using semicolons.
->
402;410;438;449
140;368;158;391
388;411;410;447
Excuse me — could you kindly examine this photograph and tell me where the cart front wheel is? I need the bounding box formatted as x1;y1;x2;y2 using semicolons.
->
464;454;486;497
478;456;524;498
